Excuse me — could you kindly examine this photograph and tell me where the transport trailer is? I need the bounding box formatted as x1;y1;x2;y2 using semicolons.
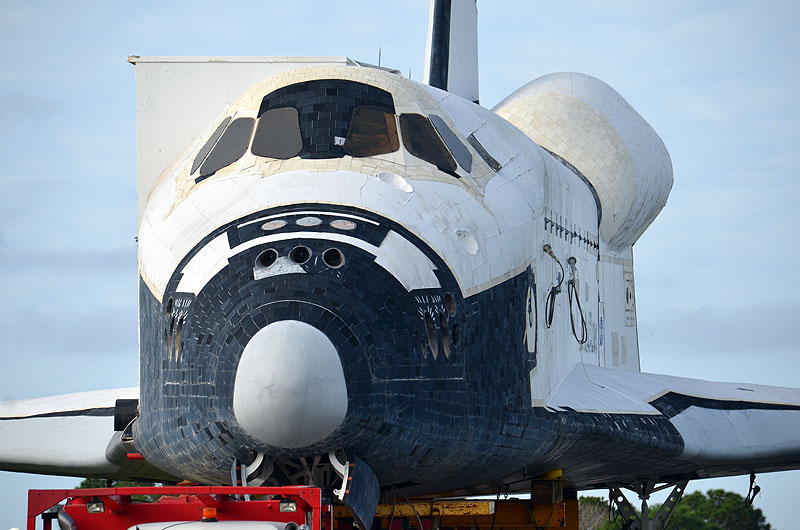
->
26;486;322;530
26;483;579;530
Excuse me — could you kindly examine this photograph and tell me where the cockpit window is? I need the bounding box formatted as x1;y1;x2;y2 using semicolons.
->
257;80;395;160
191;117;231;175
251;107;303;159
197;118;255;180
343;106;400;157
467;133;502;172
429;114;472;172
399;113;457;174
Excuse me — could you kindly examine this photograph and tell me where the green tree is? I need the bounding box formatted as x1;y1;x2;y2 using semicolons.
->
665;489;770;530
580;489;771;530
77;478;158;489
77;478;162;502
578;496;620;530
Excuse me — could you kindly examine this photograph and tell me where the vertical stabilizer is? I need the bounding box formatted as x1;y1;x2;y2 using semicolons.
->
423;0;479;103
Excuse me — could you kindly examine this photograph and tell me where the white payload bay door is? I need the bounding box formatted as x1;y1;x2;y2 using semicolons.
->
128;56;359;227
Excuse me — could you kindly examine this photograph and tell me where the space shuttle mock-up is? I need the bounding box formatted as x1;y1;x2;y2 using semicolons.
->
2;2;799;530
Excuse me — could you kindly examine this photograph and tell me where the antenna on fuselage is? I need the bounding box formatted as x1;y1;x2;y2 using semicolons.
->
423;0;479;104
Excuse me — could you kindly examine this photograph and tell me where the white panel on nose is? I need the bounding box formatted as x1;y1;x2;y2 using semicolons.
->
233;320;347;448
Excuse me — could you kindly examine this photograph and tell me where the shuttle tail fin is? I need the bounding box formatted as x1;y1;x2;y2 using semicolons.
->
423;0;479;103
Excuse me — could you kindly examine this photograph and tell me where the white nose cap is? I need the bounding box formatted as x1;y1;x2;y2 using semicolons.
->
233;320;348;448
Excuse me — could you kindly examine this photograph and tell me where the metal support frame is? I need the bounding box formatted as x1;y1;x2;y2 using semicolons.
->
331;497;579;529
329;449;350;501
609;479;688;530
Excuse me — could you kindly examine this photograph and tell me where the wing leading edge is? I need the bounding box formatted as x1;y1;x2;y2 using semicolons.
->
547;365;800;485
0;388;175;482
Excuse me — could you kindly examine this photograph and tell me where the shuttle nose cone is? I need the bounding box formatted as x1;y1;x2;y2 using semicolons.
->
233;320;348;448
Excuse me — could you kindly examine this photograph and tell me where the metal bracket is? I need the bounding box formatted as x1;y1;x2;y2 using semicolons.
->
609;485;639;527
745;473;761;507
246;452;275;487
609;479;688;530
230;457;249;500
328;449;350;502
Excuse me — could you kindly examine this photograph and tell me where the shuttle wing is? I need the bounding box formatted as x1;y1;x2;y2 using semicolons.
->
546;365;800;484
0;388;174;481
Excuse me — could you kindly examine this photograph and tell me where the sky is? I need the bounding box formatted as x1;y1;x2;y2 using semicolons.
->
0;0;798;528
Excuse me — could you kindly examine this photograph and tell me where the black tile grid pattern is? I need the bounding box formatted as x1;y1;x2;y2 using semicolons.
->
257;80;395;160
135;203;688;493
